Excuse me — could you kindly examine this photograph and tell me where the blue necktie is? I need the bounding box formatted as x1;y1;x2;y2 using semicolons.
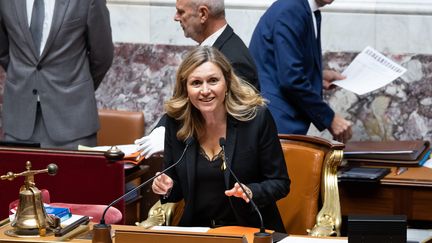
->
314;10;321;40
314;10;322;69
30;0;45;56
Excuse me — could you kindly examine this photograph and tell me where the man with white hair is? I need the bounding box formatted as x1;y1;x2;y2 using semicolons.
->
174;0;258;89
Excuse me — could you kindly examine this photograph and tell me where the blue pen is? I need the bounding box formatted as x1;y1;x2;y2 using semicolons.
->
419;150;431;166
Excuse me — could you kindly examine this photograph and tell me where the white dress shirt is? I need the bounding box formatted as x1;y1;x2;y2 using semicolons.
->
200;24;227;46
308;0;320;39
26;0;56;55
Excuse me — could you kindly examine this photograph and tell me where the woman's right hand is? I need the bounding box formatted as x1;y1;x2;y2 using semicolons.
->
152;172;173;195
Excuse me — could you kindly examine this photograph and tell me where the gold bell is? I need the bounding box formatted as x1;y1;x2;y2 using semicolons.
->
1;161;59;236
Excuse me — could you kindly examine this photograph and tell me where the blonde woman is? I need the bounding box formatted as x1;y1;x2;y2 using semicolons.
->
152;46;290;232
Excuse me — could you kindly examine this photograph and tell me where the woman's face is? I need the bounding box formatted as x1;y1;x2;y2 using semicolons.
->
186;61;228;117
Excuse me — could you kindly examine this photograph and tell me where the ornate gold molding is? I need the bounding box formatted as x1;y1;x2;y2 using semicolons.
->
307;149;343;237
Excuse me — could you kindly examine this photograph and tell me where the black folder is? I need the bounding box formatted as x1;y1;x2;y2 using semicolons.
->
344;140;430;167
338;167;390;182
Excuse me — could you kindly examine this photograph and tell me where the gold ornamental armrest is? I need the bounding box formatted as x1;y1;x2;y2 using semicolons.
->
307;149;343;236
136;200;184;228
278;134;344;236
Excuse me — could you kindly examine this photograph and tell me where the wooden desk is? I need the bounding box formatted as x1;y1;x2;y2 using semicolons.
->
339;166;432;221
0;222;347;243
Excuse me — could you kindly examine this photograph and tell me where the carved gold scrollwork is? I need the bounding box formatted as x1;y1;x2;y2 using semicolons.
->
307;149;343;237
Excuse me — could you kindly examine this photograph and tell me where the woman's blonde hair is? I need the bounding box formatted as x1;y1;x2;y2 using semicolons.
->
165;46;266;141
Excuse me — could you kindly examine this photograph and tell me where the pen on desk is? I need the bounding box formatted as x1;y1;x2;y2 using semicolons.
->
396;167;408;175
419;150;431;166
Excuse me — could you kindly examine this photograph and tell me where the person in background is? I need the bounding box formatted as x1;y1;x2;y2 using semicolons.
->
151;46;290;232
134;0;259;157
249;0;352;143
0;0;113;149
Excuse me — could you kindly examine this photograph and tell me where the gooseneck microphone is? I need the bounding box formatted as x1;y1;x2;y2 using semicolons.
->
93;137;194;243
219;138;272;243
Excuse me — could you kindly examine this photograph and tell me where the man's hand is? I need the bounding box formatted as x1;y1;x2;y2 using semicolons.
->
134;126;165;159
323;70;345;90
329;114;352;143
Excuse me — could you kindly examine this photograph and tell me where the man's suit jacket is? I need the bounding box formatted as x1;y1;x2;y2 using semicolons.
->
0;0;113;141
214;25;260;90
162;107;290;232
249;0;334;134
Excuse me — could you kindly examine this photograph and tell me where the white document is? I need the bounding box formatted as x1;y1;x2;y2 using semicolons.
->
279;236;347;243
423;157;432;169
407;228;432;243
333;46;407;95
151;226;210;233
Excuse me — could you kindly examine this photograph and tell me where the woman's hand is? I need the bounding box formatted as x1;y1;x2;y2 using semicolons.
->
225;182;253;203
152;172;173;195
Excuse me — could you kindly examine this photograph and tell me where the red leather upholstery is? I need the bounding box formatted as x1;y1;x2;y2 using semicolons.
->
9;189;122;224
50;202;122;224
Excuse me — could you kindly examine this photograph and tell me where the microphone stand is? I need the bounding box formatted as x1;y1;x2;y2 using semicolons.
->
219;138;272;243
92;138;193;243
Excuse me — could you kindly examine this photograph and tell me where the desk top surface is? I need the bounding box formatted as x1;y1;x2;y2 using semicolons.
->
0;222;347;243
381;166;432;187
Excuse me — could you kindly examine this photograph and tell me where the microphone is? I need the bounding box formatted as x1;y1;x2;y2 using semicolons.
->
219;138;272;243
93;137;194;243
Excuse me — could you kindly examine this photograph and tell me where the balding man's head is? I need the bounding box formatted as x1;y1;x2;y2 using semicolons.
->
191;0;225;18
174;0;227;43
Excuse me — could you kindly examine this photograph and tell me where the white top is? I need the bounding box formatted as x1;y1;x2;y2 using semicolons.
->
26;0;56;55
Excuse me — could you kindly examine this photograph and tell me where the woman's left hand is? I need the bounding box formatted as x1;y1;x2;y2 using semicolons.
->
225;182;253;203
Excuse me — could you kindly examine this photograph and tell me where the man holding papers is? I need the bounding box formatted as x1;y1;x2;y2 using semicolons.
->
249;0;352;142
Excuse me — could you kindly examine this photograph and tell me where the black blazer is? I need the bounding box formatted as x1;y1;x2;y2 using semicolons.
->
214;25;260;90
162;107;290;232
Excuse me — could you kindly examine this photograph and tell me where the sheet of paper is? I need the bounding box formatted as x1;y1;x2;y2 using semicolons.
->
423;157;432;169
279;236;347;243
151;226;210;233
407;228;432;242
333;46;407;95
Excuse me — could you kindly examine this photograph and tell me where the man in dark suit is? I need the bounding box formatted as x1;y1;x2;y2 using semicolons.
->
0;0;114;149
135;0;259;157
249;0;352;142
174;0;259;90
